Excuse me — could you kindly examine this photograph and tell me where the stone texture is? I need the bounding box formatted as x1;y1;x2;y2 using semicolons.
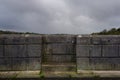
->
77;58;90;70
76;45;90;57
27;58;41;70
101;37;120;45
90;45;102;57
0;58;6;70
92;37;101;45
27;45;41;57
0;45;4;57
25;35;42;44
0;34;42;45
46;44;75;55
44;35;75;43
12;58;27;70
42;63;76;72
89;58;120;70
5;45;26;57
0;37;4;45
102;45;119;57
0;34;120;71
4;36;25;45
119;45;120;57
0;58;12;71
77;37;91;45
43;55;76;62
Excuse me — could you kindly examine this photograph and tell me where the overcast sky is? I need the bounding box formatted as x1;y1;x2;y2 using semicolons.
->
0;0;120;34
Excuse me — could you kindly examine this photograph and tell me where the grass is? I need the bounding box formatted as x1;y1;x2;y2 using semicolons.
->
39;71;45;78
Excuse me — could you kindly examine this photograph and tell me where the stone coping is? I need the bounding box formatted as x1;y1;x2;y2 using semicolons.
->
0;71;120;78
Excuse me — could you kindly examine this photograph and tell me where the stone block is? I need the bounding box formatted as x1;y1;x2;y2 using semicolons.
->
90;45;102;57
5;45;26;57
77;37;91;45
92;37;101;45
119;45;120;57
27;45;41;57
89;58;110;70
42;63;76;72
101;37;120;45
27;58;41;70
0;45;4;57
0;58;12;71
77;58;90;70
44;35;75;43
46;44;75;55
0;37;4;45
25;35;42;44
76;45;90;57
0;58;5;70
89;58;120;70
12;58;27;70
102;45;119;57
43;55;76;62
4;36;25;45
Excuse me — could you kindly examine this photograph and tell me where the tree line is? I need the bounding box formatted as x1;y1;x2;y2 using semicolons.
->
0;28;120;35
0;30;39;34
92;28;120;35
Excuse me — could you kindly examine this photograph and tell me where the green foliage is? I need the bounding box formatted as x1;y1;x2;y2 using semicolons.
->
0;30;39;34
92;28;120;35
39;71;45;78
10;74;18;80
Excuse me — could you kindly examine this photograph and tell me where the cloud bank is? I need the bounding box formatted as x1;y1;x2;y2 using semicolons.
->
0;0;120;34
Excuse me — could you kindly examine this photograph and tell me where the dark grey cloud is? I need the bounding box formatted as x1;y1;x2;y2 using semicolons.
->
0;0;120;34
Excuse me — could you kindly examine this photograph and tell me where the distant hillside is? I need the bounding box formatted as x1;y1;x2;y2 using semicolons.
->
92;28;120;35
0;30;39;34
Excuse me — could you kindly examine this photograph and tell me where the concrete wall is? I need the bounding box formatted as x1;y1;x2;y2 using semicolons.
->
42;35;76;63
76;35;120;71
0;34;42;71
0;34;120;71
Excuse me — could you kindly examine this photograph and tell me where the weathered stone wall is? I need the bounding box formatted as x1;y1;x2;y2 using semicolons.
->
76;35;120;71
42;35;76;63
0;34;42;71
0;34;120;71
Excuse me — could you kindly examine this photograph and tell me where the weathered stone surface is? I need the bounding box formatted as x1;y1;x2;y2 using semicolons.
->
0;45;3;57
90;45;102;57
46;44;75;54
0;34;120;71
0;34;42;45
12;58;27;70
0;58;6;70
101;37;120;45
0;58;12;71
4;36;25;45
76;45;90;57
27;58;41;70
92;37;101;45
25;35;42;44
42;63;76;72
77;58;90;70
76;45;102;57
11;58;41;71
0;37;4;45
77;58;120;70
27;45;41;57
77;37;91;45
102;45;119;57
89;58;120;70
44;35;75;43
5;45;26;57
43;55;76;62
119;45;120;57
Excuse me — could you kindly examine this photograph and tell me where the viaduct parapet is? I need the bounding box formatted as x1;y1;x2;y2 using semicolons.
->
0;34;120;72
